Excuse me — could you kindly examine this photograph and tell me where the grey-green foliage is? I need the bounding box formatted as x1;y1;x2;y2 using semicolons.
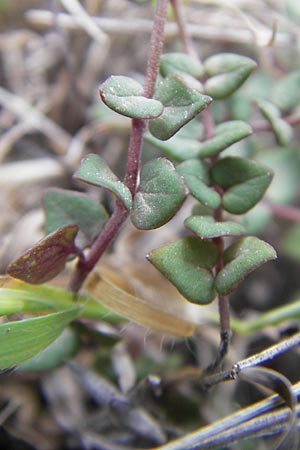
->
145;51;276;305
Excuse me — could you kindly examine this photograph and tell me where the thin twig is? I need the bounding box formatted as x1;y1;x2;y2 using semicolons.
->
202;332;300;390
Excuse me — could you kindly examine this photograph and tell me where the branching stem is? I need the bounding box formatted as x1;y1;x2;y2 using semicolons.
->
69;0;169;292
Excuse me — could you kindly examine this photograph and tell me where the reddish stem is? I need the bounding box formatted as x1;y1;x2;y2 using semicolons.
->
123;119;146;196
69;202;128;292
69;0;169;292
144;0;169;98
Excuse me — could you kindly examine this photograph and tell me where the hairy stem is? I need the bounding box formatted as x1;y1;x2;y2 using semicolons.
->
144;0;169;98
123;118;146;196
69;0;169;292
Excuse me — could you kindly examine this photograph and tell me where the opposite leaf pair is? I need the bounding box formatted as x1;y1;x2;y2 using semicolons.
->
148;235;276;304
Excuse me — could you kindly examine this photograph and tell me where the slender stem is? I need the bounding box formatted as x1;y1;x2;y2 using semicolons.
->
204;109;231;371
144;0;169;99
170;4;231;369
123;119;146;195
69;202;128;292
69;0;169;292
208;213;231;372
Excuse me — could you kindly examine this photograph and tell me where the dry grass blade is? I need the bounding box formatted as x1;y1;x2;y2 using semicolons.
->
0;86;71;157
59;0;108;44
156;335;300;449
155;383;300;449
26;9;290;46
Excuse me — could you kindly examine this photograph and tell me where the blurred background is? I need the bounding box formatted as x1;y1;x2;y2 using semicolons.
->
0;1;300;449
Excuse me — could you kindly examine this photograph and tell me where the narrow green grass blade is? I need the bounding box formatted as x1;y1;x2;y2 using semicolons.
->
0;307;79;369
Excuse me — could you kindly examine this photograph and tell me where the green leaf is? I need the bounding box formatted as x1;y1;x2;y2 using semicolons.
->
99;75;163;119
131;158;187;229
148;237;218;304
256;99;293;146
74;153;132;209
149;75;211;140
7;225;79;284
160;52;204;90
272;70;300;111
211;157;273;214
0;279;118;322
285;0;300;22
145;133;201;161
197;120;252;158
160;52;204;78
44;189;108;248
20;328;80;371
242;203;272;234
215;237;277;295
0;287;73;315
192;204;215;217
145;118;205;161
256;148;300;204
177;159;221;208
0;307;79;369
281;224;300;262
185;215;246;239
203;53;257;99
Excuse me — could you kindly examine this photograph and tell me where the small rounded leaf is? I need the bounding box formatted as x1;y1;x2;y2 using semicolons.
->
272;70;300;112
7;225;79;284
185;215;246;239
145;133;201;161
203;53;257;99
211;156;273;214
74;153;132;210
177;159;221;209
131;158;187;229
100;75;163;119
215;237;277;295
160;52;204;78
149;75;212;140
44;189;108;249
257;148;300;205
256;99;293;146
197;120;252;158
148;237;218;304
